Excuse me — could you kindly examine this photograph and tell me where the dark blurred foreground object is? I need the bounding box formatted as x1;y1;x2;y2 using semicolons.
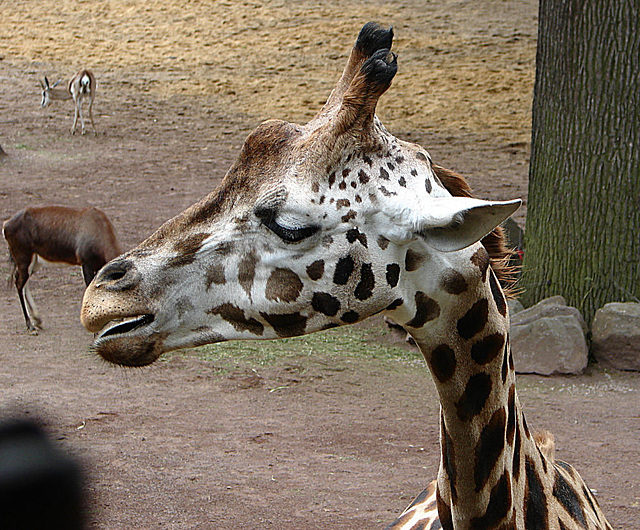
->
0;419;85;529
0;144;7;157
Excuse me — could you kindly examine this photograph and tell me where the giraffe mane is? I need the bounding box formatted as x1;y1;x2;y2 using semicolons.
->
432;164;519;298
533;429;556;463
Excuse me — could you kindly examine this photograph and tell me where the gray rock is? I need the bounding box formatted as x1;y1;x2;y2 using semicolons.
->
510;296;588;375
591;302;640;371
512;297;588;334
507;298;524;315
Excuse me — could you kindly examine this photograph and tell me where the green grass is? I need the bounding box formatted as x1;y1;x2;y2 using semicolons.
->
186;324;421;368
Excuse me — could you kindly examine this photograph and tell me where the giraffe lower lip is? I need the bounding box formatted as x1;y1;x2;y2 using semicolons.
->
98;314;155;338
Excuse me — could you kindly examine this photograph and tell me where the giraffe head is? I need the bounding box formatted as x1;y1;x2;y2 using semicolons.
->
81;23;520;366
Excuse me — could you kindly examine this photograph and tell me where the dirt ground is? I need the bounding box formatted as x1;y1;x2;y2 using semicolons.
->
0;0;638;528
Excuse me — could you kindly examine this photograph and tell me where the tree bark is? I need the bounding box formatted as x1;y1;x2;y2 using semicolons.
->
521;0;640;322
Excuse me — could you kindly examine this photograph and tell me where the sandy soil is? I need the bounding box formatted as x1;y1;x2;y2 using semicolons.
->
0;1;638;528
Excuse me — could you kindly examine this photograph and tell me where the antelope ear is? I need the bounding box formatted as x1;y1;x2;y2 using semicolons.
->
416;197;521;252
44;77;50;89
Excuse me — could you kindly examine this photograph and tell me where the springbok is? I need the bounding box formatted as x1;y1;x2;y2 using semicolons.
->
40;69;97;135
3;206;122;334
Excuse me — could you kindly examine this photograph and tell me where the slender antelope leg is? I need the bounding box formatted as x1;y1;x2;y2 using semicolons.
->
23;284;42;329
14;264;37;334
25;256;42;327
78;99;86;135
88;95;97;135
72;103;79;134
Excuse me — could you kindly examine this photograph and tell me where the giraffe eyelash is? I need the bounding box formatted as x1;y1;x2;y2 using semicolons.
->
255;207;319;243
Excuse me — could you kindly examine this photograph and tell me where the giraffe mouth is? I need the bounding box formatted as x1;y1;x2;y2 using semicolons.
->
97;314;155;339
91;314;165;367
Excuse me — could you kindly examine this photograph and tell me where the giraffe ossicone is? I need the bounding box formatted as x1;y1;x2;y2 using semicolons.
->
81;22;611;530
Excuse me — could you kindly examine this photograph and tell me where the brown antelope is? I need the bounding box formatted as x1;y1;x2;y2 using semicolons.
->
40;69;97;135
3;206;122;334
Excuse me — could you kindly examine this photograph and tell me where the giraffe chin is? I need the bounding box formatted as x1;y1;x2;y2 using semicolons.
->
91;315;165;367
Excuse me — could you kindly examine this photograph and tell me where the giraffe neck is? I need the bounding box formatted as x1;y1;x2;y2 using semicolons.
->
407;260;549;528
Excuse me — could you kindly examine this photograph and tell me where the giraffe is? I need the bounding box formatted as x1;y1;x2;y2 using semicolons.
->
80;23;612;530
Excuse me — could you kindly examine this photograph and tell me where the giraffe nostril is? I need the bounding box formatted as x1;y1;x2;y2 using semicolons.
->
95;259;140;289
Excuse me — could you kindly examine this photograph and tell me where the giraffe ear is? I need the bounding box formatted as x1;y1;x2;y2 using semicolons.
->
416;197;521;252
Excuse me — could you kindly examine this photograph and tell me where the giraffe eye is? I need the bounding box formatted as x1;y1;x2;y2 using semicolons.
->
255;207;319;243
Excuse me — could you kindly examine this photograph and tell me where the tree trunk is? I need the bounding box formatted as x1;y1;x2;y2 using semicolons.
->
521;0;640;322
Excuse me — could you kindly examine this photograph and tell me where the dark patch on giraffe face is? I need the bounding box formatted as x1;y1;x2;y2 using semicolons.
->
386;298;404;311
386;263;400;288
342;168;351;179
379;186;396;197
362;154;372;166
553;470;588;526
457;298;489;339
387;161;395;170
489;269;507;316
213;241;234;256
506;384;516;446
265;268;303;302
405;249;426;272
238;250;258;297
436;488;453;530
328;172;336;188
377;236;390;250
470;247;490;282
358;169;370;184
429;344;456;383
208;303;264;335
176;297;194;318
379;167;390;180
425;177;432;193
354;263;375;301
333;255;355;285
524;456;549;529
406;292;440;328
398;176;406;187
341;210;357;222
205;265;226;289
311;181;319;193
456;373;492;422
340;310;359;323
471;332;506;365
416;151;429;162
167;232;209;268
470;471;512;527
440;268;468;295
260;311;307;338
339;181;347;190
474;407;507;492
312;292;341;317
346;227;368;247
441;416;458;502
508;347;515;371
306;260;325;281
336;198;350;209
